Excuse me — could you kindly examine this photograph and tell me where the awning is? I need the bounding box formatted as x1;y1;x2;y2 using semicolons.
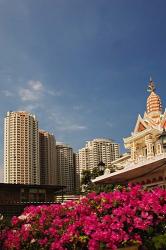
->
92;154;166;184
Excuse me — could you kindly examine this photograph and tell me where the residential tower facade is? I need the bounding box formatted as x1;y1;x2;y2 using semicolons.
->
39;130;57;185
4;111;40;184
56;143;75;193
79;138;120;176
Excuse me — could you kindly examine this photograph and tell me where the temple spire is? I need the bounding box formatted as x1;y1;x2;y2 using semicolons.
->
146;77;162;115
147;77;156;92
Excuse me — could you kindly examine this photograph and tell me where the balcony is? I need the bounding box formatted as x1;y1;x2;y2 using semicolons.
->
123;153;166;171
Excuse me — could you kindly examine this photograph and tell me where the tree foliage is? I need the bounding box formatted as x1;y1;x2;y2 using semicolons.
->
81;168;115;194
81;169;91;186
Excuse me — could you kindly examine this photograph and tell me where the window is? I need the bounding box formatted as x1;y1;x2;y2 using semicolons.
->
20;188;46;202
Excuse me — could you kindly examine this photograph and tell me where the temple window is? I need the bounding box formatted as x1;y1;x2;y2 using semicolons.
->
143;147;147;157
153;145;155;155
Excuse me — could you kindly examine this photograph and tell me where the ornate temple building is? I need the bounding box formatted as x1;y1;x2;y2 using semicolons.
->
93;79;166;188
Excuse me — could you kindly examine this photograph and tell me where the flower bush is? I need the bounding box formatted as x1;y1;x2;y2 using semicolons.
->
1;185;166;250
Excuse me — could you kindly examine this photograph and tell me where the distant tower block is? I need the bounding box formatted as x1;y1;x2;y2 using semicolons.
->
39;130;57;185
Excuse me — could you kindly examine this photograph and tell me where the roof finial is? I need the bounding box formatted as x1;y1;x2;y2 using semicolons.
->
149;76;153;82
147;77;156;92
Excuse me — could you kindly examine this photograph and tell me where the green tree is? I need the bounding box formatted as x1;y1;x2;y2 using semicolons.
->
81;169;91;186
80;169;91;192
91;167;101;179
81;168;116;194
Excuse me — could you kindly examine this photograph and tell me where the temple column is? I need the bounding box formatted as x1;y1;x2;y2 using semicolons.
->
145;134;154;159
155;141;163;155
131;142;136;161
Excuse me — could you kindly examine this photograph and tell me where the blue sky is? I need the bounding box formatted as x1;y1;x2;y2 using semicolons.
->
0;0;166;180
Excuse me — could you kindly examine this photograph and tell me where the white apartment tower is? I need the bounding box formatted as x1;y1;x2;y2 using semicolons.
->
39;130;57;185
74;152;80;192
56;143;75;193
4;111;40;184
79;138;120;175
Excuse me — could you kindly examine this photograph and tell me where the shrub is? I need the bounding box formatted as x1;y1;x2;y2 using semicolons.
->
2;185;166;250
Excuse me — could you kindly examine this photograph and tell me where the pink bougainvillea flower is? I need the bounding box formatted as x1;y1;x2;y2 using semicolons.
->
1;185;166;250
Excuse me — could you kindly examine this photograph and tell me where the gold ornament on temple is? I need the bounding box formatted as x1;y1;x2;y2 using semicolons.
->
147;77;156;92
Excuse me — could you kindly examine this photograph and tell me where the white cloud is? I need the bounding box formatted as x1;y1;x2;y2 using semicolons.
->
48;111;87;132
17;103;40;112
28;80;44;91
19;80;44;101
18;80;62;102
1;90;14;97
19;88;39;101
47;90;62;96
58;124;87;131
106;121;113;128
2;80;61;105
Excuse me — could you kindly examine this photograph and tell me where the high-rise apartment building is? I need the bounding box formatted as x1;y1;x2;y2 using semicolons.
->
4;111;40;184
79;138;120;176
39;130;57;185
79;147;90;173
56;143;75;193
74;152;80;192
